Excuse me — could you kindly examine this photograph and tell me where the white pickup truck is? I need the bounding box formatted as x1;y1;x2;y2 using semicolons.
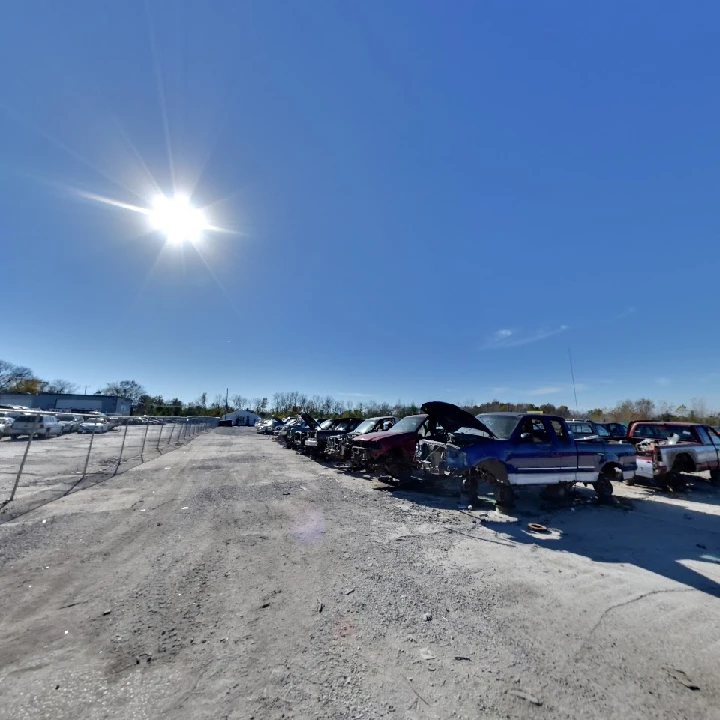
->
626;422;720;488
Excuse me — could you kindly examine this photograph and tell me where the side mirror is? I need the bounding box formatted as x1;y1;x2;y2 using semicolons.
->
520;432;533;443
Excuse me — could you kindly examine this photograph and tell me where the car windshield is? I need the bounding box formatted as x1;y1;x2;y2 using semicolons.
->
476;414;521;439
353;419;376;434
18;415;41;423
57;414;74;420
318;420;333;430
386;415;426;434
568;422;594;436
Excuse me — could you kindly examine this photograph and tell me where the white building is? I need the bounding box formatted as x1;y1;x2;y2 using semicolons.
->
222;409;260;426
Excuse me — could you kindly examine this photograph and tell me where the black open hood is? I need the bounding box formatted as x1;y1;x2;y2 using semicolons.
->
421;401;496;438
301;413;319;430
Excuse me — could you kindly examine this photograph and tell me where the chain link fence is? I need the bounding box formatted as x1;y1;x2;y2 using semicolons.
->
0;416;217;519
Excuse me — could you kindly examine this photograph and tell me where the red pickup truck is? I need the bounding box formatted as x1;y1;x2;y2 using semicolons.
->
626;421;720;488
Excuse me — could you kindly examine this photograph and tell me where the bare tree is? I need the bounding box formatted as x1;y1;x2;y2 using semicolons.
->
0;360;35;392
45;379;79;394
102;380;147;407
690;397;709;422
231;394;248;410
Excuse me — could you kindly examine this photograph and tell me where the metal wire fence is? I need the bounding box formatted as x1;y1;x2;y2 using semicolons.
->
0;416;217;517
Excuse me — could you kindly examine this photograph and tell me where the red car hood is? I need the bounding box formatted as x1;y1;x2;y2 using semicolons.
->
353;430;414;445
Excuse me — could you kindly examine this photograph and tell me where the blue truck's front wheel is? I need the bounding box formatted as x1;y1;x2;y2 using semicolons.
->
594;472;614;502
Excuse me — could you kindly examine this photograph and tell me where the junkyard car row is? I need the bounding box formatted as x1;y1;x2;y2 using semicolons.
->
256;402;720;507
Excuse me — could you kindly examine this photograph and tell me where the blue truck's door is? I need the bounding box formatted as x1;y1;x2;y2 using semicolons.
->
505;417;576;485
546;418;597;482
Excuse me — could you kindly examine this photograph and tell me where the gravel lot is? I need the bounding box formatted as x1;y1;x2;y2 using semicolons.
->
0;424;197;518
1;428;719;719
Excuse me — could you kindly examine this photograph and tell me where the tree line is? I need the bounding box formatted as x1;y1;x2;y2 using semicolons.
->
2;359;718;424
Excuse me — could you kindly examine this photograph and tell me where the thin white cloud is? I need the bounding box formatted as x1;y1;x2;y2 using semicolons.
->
527;386;563;396
655;377;671;387
484;325;569;349
617;306;637;319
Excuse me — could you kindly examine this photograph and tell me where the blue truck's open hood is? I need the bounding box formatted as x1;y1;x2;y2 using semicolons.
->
421;401;496;438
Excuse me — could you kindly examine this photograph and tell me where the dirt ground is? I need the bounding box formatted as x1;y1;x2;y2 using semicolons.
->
1;428;719;720
0;424;197;518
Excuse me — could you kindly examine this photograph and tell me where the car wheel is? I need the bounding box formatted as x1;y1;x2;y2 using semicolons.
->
494;483;515;508
663;470;686;493
594;472;614;502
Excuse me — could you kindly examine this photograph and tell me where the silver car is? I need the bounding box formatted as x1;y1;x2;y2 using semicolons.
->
56;413;82;433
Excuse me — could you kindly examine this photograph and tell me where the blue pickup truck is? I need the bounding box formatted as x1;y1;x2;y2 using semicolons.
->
415;402;637;507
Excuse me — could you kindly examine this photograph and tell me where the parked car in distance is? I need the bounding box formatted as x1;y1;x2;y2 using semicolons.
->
8;414;63;440
0;416;14;437
78;417;110;434
598;422;627;438
566;420;610;440
415;403;637;507
626;421;720;488
303;416;365;457
324;416;399;460
56;413;82;433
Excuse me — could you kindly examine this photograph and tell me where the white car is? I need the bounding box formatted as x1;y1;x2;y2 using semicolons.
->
56;413;82;433
0;417;14;437
8;414;63;439
78;417;110;434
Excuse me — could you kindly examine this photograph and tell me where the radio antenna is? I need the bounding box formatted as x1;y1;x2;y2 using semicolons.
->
568;348;579;415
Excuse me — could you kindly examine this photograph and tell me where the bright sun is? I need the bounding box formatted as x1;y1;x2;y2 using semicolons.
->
149;193;209;244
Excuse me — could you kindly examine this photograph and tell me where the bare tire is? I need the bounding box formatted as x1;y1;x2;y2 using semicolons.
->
494;484;515;508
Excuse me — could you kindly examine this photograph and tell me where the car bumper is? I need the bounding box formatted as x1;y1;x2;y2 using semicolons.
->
351;447;372;465
635;457;655;479
623;457;669;480
305;438;318;448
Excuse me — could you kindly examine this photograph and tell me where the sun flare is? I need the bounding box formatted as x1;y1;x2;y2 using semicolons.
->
148;193;209;244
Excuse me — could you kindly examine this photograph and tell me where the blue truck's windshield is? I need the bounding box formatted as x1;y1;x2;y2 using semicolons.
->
476;414;520;440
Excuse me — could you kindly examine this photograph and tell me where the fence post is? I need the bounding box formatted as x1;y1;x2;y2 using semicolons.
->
114;420;129;476
156;422;164;451
81;425;97;479
8;417;40;502
140;421;150;461
166;422;174;446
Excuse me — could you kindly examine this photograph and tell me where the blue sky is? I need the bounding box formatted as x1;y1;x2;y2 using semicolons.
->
2;1;719;410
